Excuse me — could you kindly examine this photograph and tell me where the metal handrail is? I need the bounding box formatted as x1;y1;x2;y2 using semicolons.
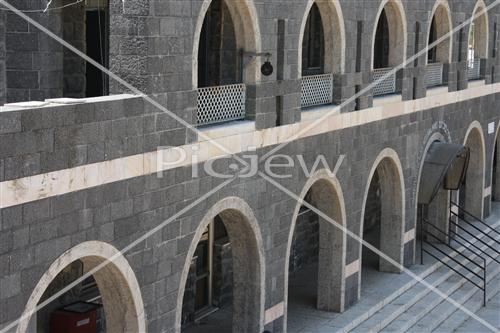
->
451;202;500;237
420;216;486;306
423;220;484;270
447;225;500;265
448;217;500;256
450;211;500;247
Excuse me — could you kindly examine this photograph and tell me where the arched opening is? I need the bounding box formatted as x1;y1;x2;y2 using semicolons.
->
299;0;345;108
459;125;486;220
62;0;109;97
302;3;325;77
372;0;407;96
18;242;145;333
468;1;489;81
194;0;260;125
178;199;264;333
426;1;452;87
285;173;346;332
415;134;453;258
360;151;405;292
198;0;239;88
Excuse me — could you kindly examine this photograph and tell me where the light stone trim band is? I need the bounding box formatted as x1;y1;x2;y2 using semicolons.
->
484;186;492;197
345;259;360;277
404;229;416;244
264;302;284;325
1;82;499;208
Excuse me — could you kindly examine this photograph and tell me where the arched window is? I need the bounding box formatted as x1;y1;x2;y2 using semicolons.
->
428;17;438;63
468;1;489;80
198;0;239;88
371;1;407;96
302;3;325;76
374;9;390;69
195;0;260;125
299;1;345;109
426;2;452;87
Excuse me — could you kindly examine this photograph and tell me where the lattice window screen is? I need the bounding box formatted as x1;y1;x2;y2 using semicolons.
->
426;63;444;87
197;83;246;125
372;68;396;96
301;74;333;108
468;58;482;80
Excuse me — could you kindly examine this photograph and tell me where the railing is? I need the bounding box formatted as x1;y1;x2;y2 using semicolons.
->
372;68;396;96
450;202;500;256
426;63;444;87
468;58;482;81
301;74;333;109
197;83;246;125
420;217;487;306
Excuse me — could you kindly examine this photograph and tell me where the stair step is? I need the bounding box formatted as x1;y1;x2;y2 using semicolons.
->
395;265;500;333
343;221;500;333
382;260;499;332
432;273;500;332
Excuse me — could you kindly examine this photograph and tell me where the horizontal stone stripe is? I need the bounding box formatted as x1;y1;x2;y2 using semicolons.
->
264;302;284;325
404;229;416;244
345;259;360;277
1;82;499;208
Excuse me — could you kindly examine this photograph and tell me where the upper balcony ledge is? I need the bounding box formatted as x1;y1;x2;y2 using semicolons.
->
0;94;139;113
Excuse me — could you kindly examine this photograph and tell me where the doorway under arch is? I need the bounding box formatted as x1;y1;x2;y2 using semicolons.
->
460;123;486;220
177;197;264;333
359;149;405;294
17;241;145;333
284;171;347;331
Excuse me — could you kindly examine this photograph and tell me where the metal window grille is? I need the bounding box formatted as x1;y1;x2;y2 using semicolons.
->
425;63;444;87
468;58;482;80
372;68;396;96
301;73;333;108
197;83;246;125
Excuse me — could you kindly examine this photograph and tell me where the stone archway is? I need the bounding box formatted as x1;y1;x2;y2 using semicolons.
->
298;0;346;76
192;0;262;88
284;170;347;331
176;197;265;333
469;0;489;60
359;148;405;293
461;122;486;220
426;0;453;64
414;131;452;251
17;241;146;333
371;0;408;69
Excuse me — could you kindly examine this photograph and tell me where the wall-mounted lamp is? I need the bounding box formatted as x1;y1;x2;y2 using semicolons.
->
241;51;274;77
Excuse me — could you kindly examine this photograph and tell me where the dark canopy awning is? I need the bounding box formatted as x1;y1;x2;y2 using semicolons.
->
418;142;470;205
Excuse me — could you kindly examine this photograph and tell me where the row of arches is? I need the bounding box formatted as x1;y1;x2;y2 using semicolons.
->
193;0;491;89
20;120;500;333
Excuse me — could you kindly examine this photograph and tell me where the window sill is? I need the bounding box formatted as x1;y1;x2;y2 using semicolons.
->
426;86;449;96
197;119;256;142
468;79;486;88
373;93;402;107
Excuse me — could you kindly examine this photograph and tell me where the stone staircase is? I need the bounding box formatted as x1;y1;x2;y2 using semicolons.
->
332;218;500;333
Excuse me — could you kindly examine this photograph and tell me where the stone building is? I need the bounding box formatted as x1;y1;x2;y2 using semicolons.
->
0;0;500;332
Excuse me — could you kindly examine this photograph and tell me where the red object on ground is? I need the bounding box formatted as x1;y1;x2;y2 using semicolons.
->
50;301;101;333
